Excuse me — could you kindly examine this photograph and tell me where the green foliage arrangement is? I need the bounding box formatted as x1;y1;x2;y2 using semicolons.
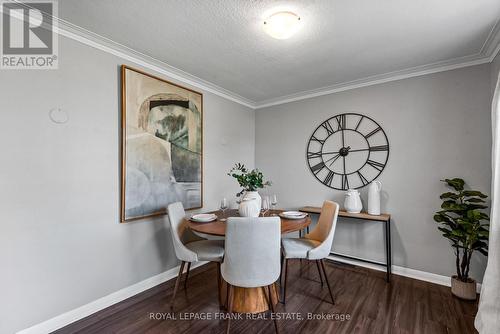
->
228;163;272;197
433;178;490;282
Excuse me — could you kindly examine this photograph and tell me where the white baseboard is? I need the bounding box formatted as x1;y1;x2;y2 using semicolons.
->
327;255;482;293
17;261;207;334
19;257;482;333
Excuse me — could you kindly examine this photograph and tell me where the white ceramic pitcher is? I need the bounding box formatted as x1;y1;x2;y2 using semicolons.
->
368;181;382;215
344;189;362;213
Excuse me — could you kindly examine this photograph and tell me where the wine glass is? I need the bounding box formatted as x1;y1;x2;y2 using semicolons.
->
261;196;270;217
220;198;228;221
270;194;278;215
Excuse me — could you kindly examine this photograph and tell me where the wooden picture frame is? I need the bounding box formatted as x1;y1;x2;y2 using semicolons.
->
120;65;203;222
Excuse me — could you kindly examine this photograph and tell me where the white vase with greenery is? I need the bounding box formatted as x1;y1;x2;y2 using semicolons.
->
228;163;271;217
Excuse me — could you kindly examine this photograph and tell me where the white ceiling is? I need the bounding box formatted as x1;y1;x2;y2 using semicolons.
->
59;0;500;106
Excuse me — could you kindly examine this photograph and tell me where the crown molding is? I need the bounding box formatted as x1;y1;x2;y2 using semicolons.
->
28;10;256;109
254;54;492;109
481;17;500;62
10;1;500;111
255;19;500;109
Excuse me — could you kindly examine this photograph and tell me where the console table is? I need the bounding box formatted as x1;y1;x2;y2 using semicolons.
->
299;206;392;282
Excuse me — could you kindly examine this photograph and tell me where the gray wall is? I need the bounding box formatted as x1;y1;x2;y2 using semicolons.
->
0;37;254;334
1;31;496;334
256;65;492;282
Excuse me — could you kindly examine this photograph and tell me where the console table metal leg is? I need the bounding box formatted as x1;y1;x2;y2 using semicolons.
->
301;207;392;282
385;218;392;282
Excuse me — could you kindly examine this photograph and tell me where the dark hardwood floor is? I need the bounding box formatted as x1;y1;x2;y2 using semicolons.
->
55;260;478;334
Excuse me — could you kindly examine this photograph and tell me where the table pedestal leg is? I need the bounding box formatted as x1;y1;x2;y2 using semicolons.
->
220;279;279;313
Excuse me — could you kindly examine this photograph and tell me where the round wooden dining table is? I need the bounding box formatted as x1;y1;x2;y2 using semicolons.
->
185;209;311;313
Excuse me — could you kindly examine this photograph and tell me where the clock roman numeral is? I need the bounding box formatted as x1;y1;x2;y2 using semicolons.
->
307;151;322;159
311;162;326;175
357;171;368;186
369;145;389;152
324;171;335;186
366;159;385;171
355;116;364;131
342;174;349;190
321;121;335;136
335;114;347;130
365;127;382;138
310;135;325;145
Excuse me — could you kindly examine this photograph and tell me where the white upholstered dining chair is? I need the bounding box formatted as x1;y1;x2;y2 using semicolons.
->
167;202;225;309
281;200;339;304
221;217;281;334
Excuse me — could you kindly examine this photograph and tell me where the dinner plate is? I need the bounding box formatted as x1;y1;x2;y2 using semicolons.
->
190;213;217;222
279;211;307;219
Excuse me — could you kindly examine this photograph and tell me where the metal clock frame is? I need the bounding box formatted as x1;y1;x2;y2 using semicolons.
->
305;112;390;190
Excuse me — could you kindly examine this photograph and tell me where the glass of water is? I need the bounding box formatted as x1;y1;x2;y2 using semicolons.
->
220;198;228;221
270;194;278;215
261;196;270;217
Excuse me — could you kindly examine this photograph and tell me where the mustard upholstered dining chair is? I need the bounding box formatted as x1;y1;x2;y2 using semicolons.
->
221;217;281;334
280;200;339;304
167;202;225;309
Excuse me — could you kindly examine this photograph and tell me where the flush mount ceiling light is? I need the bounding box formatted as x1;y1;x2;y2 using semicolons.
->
263;11;301;40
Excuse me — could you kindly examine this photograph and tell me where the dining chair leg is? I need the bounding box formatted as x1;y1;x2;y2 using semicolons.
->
267;285;280;334
320;259;335;304
170;261;186;309
226;284;234;334
184;262;192;289
216;262;222;308
279;251;284;286
281;259;289;304
226;281;230;307
315;260;324;287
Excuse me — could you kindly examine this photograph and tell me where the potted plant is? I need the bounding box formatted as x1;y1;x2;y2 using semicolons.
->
433;178;490;300
228;163;271;217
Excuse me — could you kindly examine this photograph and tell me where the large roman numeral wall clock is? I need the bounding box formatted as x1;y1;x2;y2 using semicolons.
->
306;113;389;190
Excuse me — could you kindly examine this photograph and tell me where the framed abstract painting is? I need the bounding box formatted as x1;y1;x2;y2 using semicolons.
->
120;65;203;222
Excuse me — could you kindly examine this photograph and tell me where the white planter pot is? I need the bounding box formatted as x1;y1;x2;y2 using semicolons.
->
238;191;261;217
451;276;477;300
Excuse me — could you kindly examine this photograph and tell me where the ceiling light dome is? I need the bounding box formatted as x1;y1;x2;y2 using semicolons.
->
263;11;301;40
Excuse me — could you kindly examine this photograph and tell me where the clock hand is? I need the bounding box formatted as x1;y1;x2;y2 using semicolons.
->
327;154;341;167
322;147;367;155
324;153;340;165
344;148;367;153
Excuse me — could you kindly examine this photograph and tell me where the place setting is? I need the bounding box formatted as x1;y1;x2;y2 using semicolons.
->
278;211;308;220
189;213;218;223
